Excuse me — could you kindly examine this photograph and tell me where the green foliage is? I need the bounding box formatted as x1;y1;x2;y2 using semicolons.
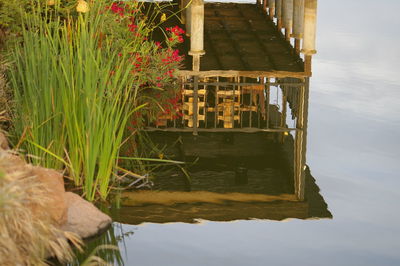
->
0;0;31;32
8;0;183;201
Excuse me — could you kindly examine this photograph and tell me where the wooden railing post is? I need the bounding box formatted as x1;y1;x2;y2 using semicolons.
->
301;0;318;74
292;0;305;54
268;0;276;19
283;0;294;41
188;0;205;72
276;0;283;30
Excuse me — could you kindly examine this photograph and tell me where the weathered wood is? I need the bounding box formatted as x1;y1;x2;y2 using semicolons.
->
214;10;251;70
204;29;224;69
269;0;276;18
283;0;294;40
234;6;278;70
144;127;301;133
301;0;318;55
178;70;310;78
292;0;305;39
294;77;310;201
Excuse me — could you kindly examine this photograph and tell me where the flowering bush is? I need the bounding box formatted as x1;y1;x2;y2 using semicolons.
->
102;1;185;128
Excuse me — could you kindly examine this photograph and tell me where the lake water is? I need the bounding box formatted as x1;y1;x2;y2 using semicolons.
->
74;1;400;265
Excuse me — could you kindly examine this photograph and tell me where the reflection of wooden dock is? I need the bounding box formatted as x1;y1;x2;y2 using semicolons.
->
182;3;304;73
117;169;331;224
143;0;319;201
118;130;331;223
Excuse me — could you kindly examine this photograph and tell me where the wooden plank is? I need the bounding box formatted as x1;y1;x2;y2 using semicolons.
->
143;127;301;133
177;70;310;78
234;5;278;70
204;29;224;69
214;10;251;70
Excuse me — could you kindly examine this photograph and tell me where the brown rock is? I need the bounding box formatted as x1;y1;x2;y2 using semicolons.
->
0;152;27;174
62;192;112;239
31;166;68;226
0;150;68;226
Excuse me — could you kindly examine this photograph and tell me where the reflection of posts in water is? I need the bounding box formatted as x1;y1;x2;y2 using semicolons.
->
268;0;276;19
263;0;268;12
292;0;305;54
275;0;283;30
188;0;205;71
282;0;293;41
184;0;192;36
294;77;310;201
302;0;318;74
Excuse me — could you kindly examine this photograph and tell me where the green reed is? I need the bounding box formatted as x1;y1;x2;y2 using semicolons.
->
9;1;142;200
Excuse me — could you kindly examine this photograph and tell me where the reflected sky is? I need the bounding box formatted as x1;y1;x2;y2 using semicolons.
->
86;1;400;265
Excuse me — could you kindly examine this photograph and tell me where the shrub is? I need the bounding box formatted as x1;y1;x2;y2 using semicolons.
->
8;0;184;200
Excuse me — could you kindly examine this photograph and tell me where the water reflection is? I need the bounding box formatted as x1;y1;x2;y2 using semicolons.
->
68;224;132;266
74;0;339;264
116;129;331;224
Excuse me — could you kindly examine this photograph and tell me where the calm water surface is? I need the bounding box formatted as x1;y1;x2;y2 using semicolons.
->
78;1;400;265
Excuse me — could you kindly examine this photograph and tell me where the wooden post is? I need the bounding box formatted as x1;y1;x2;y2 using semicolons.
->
294;78;310;201
276;0;282;30
283;0;294;41
292;0;305;54
301;0;317;56
188;0;205;71
304;55;312;75
268;0;276;19
265;78;270;129
263;0;268;12
184;0;192;36
280;86;287;143
193;76;199;135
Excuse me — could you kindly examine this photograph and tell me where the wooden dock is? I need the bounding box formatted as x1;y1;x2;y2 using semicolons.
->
181;3;304;73
141;0;319;202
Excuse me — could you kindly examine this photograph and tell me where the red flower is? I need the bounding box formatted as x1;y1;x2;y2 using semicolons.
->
128;23;137;32
110;2;125;17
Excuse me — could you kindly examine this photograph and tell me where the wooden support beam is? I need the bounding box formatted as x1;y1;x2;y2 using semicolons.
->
269;0;276;19
177;70;311;78
294;77;309;201
263;0;268;12
282;0;294;41
144;127;302;133
301;0;317;55
276;0;283;30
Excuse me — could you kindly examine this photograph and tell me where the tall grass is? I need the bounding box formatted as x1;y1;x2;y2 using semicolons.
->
10;11;66;169
54;12;141;201
9;2;141;200
8;0;184;201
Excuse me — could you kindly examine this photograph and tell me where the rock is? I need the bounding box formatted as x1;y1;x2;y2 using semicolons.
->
0;132;112;239
0;152;26;172
62;192;112;239
31;166;68;226
0;151;68;226
0;131;9;150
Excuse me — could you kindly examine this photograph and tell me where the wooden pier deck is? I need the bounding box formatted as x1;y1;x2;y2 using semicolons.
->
180;3;304;73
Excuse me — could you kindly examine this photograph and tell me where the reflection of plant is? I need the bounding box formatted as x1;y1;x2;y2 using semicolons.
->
9;0;184;201
69;223;134;266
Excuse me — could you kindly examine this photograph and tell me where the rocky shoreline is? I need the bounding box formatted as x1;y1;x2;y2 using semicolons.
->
0;131;112;239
